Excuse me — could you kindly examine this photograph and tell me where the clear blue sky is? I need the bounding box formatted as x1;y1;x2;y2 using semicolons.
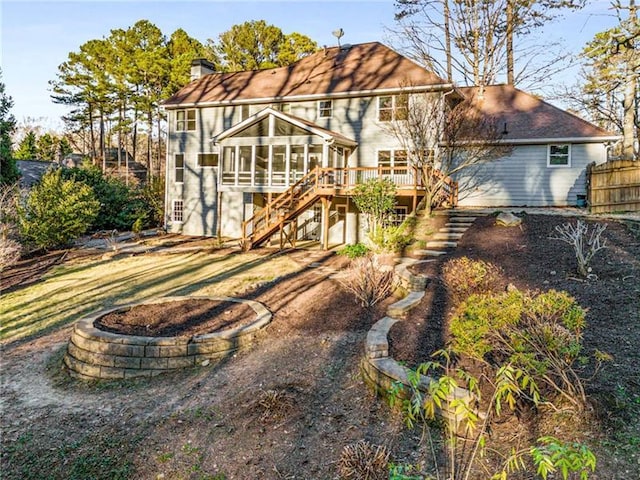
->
1;0;618;131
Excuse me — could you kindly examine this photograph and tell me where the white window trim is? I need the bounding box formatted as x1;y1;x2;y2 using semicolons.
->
547;144;572;168
174;153;185;184
377;95;407;122
318;100;333;118
176;109;196;132
376;148;408;167
197;152;219;168
172;199;184;224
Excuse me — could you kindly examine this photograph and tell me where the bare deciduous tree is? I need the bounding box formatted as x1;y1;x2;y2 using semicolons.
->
384;89;511;214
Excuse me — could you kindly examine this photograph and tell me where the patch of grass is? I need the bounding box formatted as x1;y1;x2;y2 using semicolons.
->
3;428;138;480
1;251;300;344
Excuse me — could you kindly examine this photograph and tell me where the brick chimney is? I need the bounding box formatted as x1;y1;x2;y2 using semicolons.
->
190;59;216;81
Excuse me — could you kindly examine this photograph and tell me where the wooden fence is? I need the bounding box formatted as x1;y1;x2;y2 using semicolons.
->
588;160;640;213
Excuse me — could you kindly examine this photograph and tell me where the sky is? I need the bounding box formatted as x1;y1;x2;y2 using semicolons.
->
1;0;620;132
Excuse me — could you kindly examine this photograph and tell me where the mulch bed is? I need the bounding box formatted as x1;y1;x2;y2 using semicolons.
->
95;299;257;337
390;213;640;388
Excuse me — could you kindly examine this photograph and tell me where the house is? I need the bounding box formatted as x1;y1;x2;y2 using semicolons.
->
162;42;617;249
454;85;619;207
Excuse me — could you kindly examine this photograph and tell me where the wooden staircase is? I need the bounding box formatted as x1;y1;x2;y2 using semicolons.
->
241;166;459;250
241;167;326;250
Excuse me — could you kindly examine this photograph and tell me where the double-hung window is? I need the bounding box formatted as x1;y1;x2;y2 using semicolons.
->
548;144;571;167
176;109;196;131
175;154;184;183
378;94;408;121
318;100;333;118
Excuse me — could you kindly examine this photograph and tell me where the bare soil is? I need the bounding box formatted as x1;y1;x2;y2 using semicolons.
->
1;215;639;479
96;299;257;337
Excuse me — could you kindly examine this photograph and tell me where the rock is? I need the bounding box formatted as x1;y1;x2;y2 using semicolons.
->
200;359;210;367
496;212;522;227
506;283;518;292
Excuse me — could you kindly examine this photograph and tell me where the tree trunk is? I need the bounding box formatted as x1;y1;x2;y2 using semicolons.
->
147;109;153;181
506;0;515;85
623;0;637;159
444;0;453;82
88;103;96;163
99;108;106;172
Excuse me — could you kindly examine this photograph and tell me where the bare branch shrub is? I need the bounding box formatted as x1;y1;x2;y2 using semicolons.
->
103;230;120;252
337;256;396;307
338;440;390;480
0;237;21;271
551;220;607;277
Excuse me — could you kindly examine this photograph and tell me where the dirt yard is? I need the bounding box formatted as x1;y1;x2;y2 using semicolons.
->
1;213;639;479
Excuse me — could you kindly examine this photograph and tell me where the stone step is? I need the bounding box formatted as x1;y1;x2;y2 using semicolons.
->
445;222;473;228
413;249;449;257
439;227;468;233
387;291;425;318
448;216;477;223
433;232;464;240
426;240;458;249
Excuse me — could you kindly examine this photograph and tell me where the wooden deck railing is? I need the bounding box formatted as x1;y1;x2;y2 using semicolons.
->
241;166;458;248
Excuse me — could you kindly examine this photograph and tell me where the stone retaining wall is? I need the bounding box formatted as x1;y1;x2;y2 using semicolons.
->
64;296;271;380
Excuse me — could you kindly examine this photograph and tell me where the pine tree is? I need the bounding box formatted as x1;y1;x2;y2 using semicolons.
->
0;70;19;184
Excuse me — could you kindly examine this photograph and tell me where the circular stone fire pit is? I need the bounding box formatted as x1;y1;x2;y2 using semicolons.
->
64;296;271;380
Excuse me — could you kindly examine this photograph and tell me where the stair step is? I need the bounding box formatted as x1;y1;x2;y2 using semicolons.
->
448;216;477;223
433;232;464;240
413;249;449;257
426;240;458;249
439;227;468;233
445;222;473;228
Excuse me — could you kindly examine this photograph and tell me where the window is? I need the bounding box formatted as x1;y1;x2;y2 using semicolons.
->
175;154;184;183
176;109;196;131
239;105;250;122
377;149;408;167
378;94;408;121
548;144;571;167
386;206;408;227
278;103;291;114
318;100;333;118
172;200;184;223
197;153;219;167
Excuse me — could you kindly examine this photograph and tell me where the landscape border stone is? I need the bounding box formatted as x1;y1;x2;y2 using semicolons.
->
64;295;271;380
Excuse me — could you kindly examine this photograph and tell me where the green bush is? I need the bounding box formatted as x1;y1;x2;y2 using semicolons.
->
442;256;503;303
337;243;369;259
61;164;164;232
18;169;99;249
450;289;590;409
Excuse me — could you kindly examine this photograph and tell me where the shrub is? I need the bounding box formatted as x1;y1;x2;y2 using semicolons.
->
551;219;607;277
18;169;99;249
352;178;396;241
338;440;390;480
0;237;21;270
442;257;503;302
337;243;369;259
450;289;592;410
338;255;396;307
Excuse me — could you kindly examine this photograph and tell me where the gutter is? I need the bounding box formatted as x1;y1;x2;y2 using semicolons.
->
162;83;456;109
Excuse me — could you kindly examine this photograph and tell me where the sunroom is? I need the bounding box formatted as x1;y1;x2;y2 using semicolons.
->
213;107;358;190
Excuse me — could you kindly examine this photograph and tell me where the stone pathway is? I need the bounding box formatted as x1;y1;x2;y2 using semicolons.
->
362;210;484;400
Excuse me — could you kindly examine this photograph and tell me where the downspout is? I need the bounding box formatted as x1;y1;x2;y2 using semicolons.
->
163;107;170;233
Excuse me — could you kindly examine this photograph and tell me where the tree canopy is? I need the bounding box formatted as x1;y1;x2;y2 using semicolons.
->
0;70;19;185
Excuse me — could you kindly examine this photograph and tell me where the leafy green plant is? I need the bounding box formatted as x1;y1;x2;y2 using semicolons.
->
18;169;99;249
442;257;503;303
352;177;397;243
337;243;370;259
388;350;597;480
